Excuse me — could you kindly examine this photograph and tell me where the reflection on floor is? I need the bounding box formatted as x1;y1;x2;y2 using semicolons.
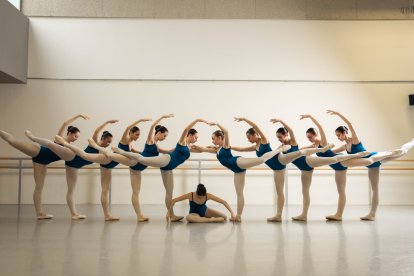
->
1;204;413;276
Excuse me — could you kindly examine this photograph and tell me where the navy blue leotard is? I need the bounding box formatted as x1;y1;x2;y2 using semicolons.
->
216;147;246;173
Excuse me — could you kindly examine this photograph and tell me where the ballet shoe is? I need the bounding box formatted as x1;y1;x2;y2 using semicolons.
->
0;130;13;142
230;215;242;223
54;135;67;146
211;217;225;223
292;215;307;222
325;214;342;221
24;130;35;141
137;215;149;222
360;214;375;221
37;213;53;220
105;215;120;221
169;215;184;222
356;151;371;158
71;214;87;220
267;215;282;222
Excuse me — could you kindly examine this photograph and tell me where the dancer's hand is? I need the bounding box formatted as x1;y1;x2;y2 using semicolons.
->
195;119;208;124
269;118;282;124
162;114;174;119
207;122;217;126
234;117;245;122
299;114;312;120
326;110;340;116
79;114;90;120
140;118;152;122
106;120;119;124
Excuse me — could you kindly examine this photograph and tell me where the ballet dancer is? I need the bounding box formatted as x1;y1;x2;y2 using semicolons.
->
231;117;338;222
300;114;400;221
166;184;235;223
55;119;121;221
102;118;209;222
88;115;173;222
327;110;414;221
0;114;88;219
191;121;299;222
25;117;114;220
271;118;371;222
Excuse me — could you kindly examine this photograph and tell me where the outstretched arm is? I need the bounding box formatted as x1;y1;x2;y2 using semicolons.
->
231;145;256;152
147;114;174;144
207;193;235;219
178;118;208;145
190;144;218;154
120;118;152;144
300;114;327;146
234;117;268;144
92;120;119;142
327;110;360;144
270;118;298;146
58;114;90;137
166;193;191;219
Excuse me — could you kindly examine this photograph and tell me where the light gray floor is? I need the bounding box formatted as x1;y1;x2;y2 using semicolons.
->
1;204;414;276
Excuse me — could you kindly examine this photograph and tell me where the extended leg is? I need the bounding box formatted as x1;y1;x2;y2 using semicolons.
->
0;130;40;157
26;131;75;161
186;213;224;223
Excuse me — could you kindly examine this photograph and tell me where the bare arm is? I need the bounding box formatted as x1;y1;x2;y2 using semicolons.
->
146;114;174;144
332;145;346;154
92;120;119;142
120;118;152;144
166;193;191;219
207;193;235;219
191;144;218;154
57;114;90;137
327;110;360;144
158;147;173;154
270;118;298;146
231;145;256;152
234;117;268;144
300;114;328;146
178;119;208;145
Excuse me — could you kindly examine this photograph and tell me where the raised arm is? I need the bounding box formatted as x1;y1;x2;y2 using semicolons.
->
92;120;119;142
120;118;152;144
146;114;174;144
299;114;327;146
326;110;360;144
178;119;208;145
234;117;268;144
57;114;90;137
270;118;298;146
207;193;235;220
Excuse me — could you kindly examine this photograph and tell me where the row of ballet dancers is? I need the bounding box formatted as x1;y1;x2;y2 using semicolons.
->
0;110;412;223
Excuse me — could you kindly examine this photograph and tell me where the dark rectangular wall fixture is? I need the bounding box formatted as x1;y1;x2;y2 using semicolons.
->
0;0;29;84
409;94;414;106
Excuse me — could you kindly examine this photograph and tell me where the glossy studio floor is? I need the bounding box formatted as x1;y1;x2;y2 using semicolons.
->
1;204;413;276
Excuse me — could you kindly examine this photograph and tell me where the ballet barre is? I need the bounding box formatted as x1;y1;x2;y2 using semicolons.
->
0;157;413;206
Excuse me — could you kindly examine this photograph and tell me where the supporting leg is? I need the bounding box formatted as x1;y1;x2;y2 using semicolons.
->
130;169;148;222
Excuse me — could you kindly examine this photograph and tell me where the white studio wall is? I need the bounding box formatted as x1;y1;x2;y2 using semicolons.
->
0;18;413;205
